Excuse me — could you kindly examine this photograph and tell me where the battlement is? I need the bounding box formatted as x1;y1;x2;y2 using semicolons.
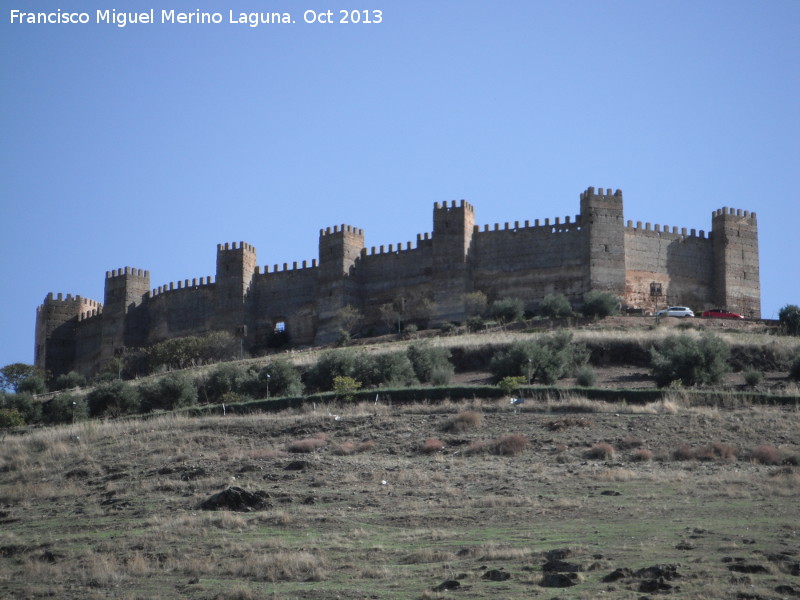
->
39;293;103;310
217;241;256;252
434;199;474;213
580;186;623;201
256;259;318;274
712;207;757;221
475;214;582;234
105;267;149;279
625;220;708;239
362;240;421;256
319;224;364;237
150;276;215;297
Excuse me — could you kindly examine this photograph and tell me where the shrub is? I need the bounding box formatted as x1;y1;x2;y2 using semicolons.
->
778;304;800;336
463;291;488;317
87;380;139;417
743;369;763;387
406;343;454;384
751;444;782;465
498;375;526;397
355;352;417;388
650;333;730;387
539;293;573;319
575;365;596;387
586;443;616;460
54;371;88;391
288;437;326;453
306;349;358;392
0;391;41;424
139;373;197;412
201;364;255;404
251;359;303;398
144;332;239;373
42;393;89;424
490;331;589;384
443;410;482;433
17;373;46;395
466;316;486;332
580;291;618;319
332;376;362;401
492;434;529;456
790;350;800;382
0;408;24;428
421;438;445;453
489;298;525;324
672;444;695;461
631;448;653;462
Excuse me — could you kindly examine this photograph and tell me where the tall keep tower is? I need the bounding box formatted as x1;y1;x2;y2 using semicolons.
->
214;242;257;333
100;267;150;365
712;208;760;318
580;187;626;298
315;225;365;344
432;200;475;323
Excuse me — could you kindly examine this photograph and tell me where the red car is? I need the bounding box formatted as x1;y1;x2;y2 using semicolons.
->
701;309;744;319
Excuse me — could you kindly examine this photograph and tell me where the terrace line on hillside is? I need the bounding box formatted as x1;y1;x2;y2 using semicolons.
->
35;186;760;377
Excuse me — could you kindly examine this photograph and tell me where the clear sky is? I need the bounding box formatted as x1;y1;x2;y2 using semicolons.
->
1;0;798;371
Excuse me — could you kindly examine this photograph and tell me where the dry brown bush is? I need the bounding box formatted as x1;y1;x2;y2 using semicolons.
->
493;434;529;456
443;410;483;432
631;448;653;462
751;444;782;465
586;443;616;460
546;417;592;432
673;443;696;461
620;436;644;449
287;438;327;453
421;438;445;453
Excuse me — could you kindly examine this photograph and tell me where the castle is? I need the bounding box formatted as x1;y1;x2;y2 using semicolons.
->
35;187;760;377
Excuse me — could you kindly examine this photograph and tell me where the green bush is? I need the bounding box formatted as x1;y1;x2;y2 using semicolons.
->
790;350;800;382
575;365;597;387
139;373;197;412
355;352;417;388
498;375;526;396
580;291;619;318
17;374;47;395
407;343;454;384
650;334;730;387
87;380;139;417
743;369;763;388
1;391;42;424
466;316;485;332
490;298;525;324
779;304;800;336
144;332;239;373
539;293;573;319
42;394;89;424
250;359;304;398
333;376;362;402
0;408;24;429
490;331;589;385
54;371;88;391
200;364;254;404
305;349;358;392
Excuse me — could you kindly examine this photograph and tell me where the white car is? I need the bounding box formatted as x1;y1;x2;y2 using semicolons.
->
656;306;695;318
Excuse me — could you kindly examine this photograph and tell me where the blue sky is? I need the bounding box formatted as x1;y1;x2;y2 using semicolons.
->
1;0;798;370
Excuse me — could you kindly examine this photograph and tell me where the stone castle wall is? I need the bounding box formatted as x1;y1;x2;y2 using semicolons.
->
34;187;761;378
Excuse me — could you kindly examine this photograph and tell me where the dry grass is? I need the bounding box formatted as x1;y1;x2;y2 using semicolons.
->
493;434;529;456
631;448;654;462
421;438;445;453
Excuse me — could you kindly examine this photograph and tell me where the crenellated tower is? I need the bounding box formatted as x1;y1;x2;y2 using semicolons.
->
100;267;150;365
431;200;475;323
315;224;365;344
214;241;257;333
580;187;626;299
712;207;760;317
35;293;103;377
